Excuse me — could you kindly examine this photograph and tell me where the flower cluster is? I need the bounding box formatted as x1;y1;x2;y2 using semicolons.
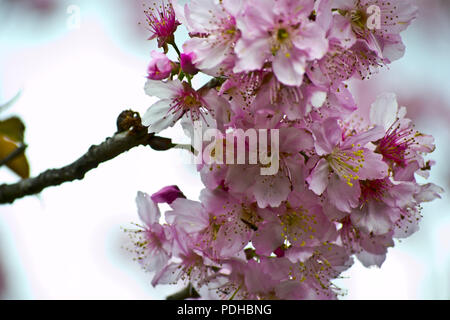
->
126;0;443;299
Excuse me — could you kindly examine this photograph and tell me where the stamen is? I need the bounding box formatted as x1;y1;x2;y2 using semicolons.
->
327;146;365;186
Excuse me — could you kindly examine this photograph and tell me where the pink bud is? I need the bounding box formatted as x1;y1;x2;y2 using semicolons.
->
180;52;198;75
151;185;185;204
147;51;173;80
274;247;285;258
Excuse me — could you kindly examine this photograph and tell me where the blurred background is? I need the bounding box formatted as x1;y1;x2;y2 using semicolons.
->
0;0;449;299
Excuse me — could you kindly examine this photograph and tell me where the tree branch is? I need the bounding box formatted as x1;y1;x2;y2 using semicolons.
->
0;77;224;205
0;110;174;204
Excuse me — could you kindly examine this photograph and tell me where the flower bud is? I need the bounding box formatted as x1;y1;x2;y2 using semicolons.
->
180;52;198;75
151;185;185;204
147;51;173;80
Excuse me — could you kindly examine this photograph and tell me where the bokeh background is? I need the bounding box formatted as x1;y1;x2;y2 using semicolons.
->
0;0;449;299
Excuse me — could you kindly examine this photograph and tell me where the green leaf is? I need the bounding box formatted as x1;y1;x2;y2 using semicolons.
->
0;134;30;179
0;117;26;143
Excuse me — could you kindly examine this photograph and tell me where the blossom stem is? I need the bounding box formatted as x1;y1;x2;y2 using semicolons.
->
186;74;193;86
169;41;192;85
229;285;242;300
170;41;182;58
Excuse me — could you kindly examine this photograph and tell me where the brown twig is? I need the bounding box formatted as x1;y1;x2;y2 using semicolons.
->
0;76;224;205
0;110;174;204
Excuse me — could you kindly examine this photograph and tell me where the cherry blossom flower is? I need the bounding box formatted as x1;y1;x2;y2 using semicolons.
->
173;0;242;72
142;79;213;133
125;192;173;274
307;117;388;212
332;0;418;62
144;0;180;48
370;93;435;180
233;0;328;86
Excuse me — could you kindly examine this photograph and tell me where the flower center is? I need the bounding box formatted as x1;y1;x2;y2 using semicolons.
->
280;206;317;246
360;179;391;203
350;9;368;29
377;122;415;167
144;1;179;47
183;95;199;108
169;85;210;122
327;145;365;187
277;28;289;41
271;27;293;56
338;7;369;36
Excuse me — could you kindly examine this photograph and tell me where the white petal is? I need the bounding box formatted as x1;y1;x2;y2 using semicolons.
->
151;262;183;287
142;99;179;133
184;37;229;70
272;52;305;87
136;191;160;226
356;251;386;268
187;0;227;32
351;201;393;235
370;92;398;130
311;90;327;108
382;35;406;62
172;0;189;27
144;79;182;99
222;0;244;16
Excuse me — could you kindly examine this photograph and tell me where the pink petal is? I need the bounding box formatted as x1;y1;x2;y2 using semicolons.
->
253;173;291;208
233;37;270;73
357;149;389;180
341;126;385;149
292;22;328;60
351;201;393;235
326;174;360;213
252;221;284;255
166;198;208;233
311;117;342;155
306;158;330;195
